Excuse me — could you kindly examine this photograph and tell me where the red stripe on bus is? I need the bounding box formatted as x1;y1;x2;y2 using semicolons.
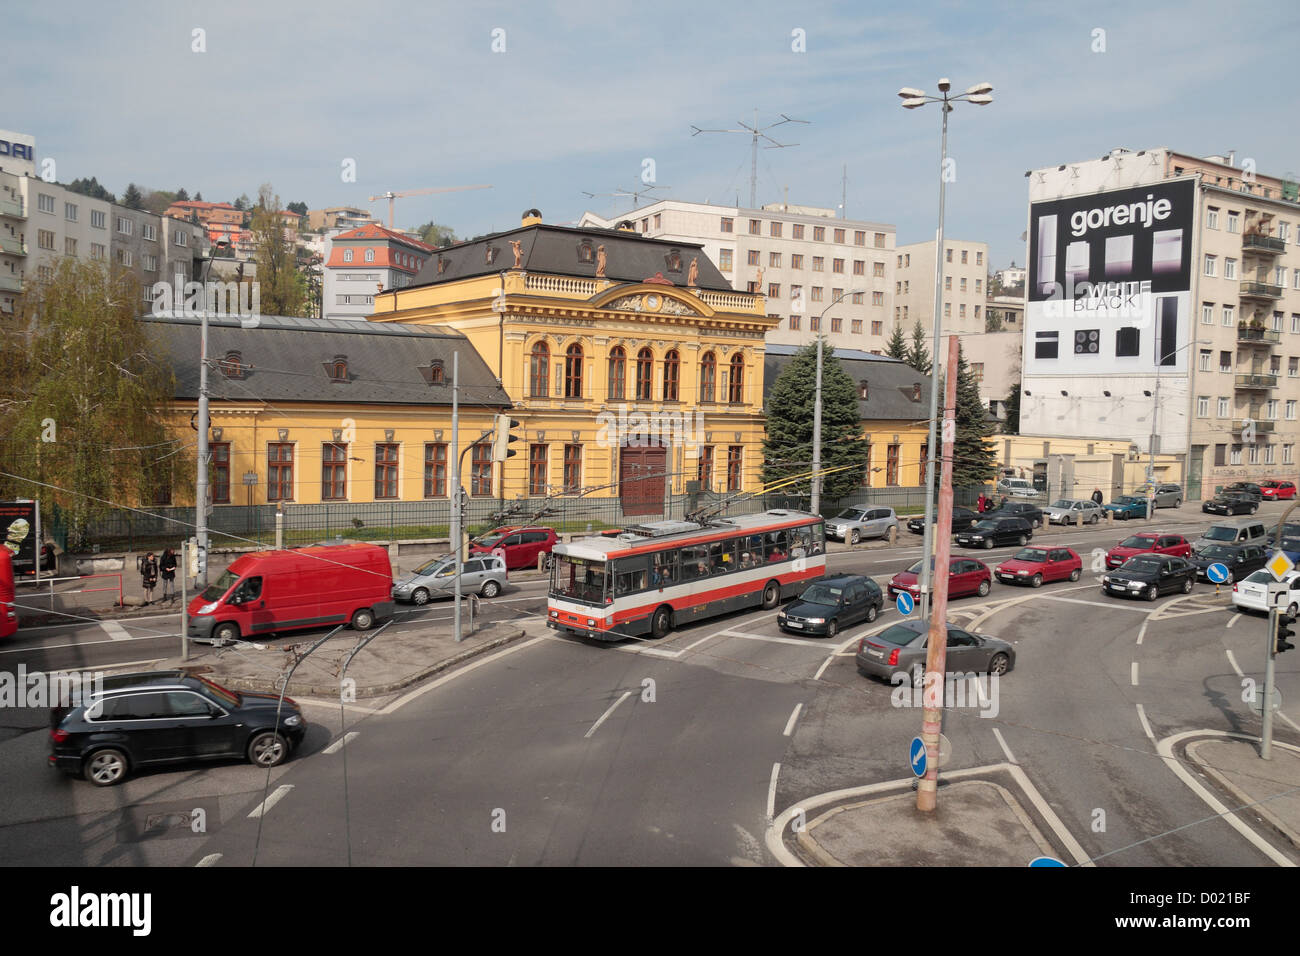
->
606;566;824;624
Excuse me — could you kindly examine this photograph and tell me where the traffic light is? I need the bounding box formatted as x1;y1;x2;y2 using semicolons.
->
493;413;521;464
1276;613;1296;654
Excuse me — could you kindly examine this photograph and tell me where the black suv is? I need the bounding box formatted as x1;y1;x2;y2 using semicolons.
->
1101;555;1196;601
49;671;307;786
777;574;882;638
955;517;1033;550
986;501;1043;528
906;507;980;535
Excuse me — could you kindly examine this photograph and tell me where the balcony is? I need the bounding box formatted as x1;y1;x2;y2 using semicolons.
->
1235;372;1278;390
0;236;26;257
1236;324;1280;345
0;197;24;219
1233;418;1276;434
1243;233;1287;255
1241;281;1284;300
0;275;22;293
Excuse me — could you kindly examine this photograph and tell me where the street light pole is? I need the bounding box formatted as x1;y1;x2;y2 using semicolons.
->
810;289;860;515
1146;337;1208;517
899;79;992;619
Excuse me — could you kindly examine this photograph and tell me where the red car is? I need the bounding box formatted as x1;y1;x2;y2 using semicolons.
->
888;557;992;601
470;526;558;571
995;546;1082;587
1260;480;1297;500
1104;532;1192;569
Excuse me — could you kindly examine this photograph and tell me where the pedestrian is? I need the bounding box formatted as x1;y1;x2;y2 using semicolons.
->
977;492;987;513
140;551;158;605
1091;487;1104;506
159;547;177;600
39;541;56;574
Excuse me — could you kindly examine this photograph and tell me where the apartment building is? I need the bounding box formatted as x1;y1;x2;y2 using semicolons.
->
578;199;896;352
322;222;435;320
893;238;991;339
307;206;381;233
1020;146;1300;498
941;330;1021;426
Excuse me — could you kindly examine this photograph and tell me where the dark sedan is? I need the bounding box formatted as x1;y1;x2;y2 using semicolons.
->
1223;481;1263;503
855;619;1016;684
777;574;882;638
955;517;1033;550
1202;493;1259;516
906;507;980;535
1190;543;1268;583
985;502;1043;528
1100;555;1196;601
49;671;306;786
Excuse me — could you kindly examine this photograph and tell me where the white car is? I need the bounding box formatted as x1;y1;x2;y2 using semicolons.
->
996;478;1039;499
1232;568;1300;616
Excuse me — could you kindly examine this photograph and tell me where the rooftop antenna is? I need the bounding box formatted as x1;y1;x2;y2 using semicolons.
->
581;182;670;212
691;109;808;208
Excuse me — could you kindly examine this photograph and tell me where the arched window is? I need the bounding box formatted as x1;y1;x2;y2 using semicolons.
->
564;344;583;398
662;350;680;401
700;352;716;403
608;346;626;400
529;341;550;397
728;354;744;403
635;348;654;401
364;248;375;262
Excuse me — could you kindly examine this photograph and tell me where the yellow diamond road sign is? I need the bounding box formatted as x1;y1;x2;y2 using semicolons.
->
1267;550;1295;582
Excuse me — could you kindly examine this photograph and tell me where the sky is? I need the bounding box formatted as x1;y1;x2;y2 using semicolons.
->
7;0;1299;270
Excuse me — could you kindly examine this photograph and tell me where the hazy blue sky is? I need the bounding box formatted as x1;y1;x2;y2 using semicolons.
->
7;0;1298;268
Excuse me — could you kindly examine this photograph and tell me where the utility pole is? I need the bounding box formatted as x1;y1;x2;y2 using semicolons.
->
451;352;462;642
194;279;210;590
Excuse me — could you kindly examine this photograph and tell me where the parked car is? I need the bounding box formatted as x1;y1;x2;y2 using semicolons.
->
856;620;1015;685
777;574;882;638
825;506;897;544
1189;543;1268;584
1103;496;1149;520
906;507;980;535
986;501;1044;528
1151;483;1184;508
955;517;1033;550
187;542;395;646
1101;554;1197;601
1267;522;1300;561
1233;568;1300;616
1194;518;1268;552
1222;481;1263;503
1105;532;1193;569
469;526;558;571
1202;492;1259;516
996;477;1039;498
1260;480;1297;500
0;548;14;641
995;547;1082;587
1041;499;1104;525
392;554;508;604
48;671;307;787
887;557;992;601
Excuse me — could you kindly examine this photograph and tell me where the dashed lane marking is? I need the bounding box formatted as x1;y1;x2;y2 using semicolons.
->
783;703;803;737
247;785;294;819
584;690;632;739
323;732;359;754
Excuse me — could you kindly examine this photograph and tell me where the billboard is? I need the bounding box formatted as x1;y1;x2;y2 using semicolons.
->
1025;179;1195;376
0;501;37;574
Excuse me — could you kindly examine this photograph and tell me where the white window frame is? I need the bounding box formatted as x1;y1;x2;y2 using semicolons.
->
1202;302;1214;325
64;202;77;222
1227;211;1240;234
1285;445;1295;465
37;193;54;214
1198;350;1211;371
142;223;156;241
1224;258;1237;280
1218;397;1230;418
1197;396;1210;417
91;210;106;229
1205;207;1219;229
1204;254;1216;276
1287;400;1297;420
116;216;133;236
1266;444;1276;465
1223;305;1235;327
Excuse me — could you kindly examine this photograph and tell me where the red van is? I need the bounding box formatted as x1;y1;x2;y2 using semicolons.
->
187;543;394;645
0;548;16;640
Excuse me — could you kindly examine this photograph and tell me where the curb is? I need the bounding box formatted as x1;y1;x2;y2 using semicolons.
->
1186;737;1300;851
170;625;528;699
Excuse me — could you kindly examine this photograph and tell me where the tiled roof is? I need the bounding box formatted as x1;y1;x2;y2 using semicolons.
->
763;348;933;422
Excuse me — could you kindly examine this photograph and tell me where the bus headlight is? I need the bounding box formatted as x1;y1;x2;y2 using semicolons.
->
549;610;558;618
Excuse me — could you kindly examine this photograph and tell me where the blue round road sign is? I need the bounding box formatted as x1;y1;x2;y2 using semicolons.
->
1206;563;1230;584
909;736;927;777
1029;856;1067;867
896;592;915;616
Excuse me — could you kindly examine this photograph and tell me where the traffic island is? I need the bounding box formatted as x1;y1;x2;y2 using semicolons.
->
151;621;528;699
770;763;1089;867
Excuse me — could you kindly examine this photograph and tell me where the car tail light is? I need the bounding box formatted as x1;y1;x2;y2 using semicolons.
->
50;729;68;744
858;638;865;653
888;648;900;666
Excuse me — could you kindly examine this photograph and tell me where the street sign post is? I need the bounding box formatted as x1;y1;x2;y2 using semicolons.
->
1206;563;1230;585
909;736;927;777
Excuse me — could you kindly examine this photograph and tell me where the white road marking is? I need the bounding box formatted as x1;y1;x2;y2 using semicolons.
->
584;690;633;739
814;620;893;680
1131;661;1139;686
991;727;1017;764
1135;703;1156;742
247;785;294;819
195;854;222;867
1039;595;1162;614
18;612;182;632
766;762;780;822
719;629;831;649
783;703;803;737
1226;613;1241;629
323;731;359;754
379;636;546;715
296;698;378;715
612;644;680;659
1225;648;1244;677
98;620;131;641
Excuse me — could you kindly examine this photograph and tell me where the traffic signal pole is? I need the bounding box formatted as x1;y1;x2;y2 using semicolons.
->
1263;500;1300;759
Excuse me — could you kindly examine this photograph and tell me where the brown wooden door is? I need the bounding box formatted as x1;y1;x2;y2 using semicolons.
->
620;443;667;516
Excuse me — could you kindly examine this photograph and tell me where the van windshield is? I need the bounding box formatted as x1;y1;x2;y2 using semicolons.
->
200;568;239;603
1202;527;1238;542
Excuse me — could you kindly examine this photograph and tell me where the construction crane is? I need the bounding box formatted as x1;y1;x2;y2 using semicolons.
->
367;185;493;229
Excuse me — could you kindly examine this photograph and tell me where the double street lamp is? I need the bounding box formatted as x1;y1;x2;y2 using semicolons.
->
899;79;993;619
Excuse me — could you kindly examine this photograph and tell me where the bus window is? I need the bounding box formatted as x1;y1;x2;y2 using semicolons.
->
552;555;610;603
809;522;825;554
708;539;737;574
764;532;788;563
651;552;680;588
680;545;709;581
614;557;648;596
791;527;811;557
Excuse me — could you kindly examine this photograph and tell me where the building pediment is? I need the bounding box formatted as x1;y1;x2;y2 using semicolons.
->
592;284;706;318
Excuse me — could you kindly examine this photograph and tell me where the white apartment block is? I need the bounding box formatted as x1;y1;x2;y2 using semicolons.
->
579;199;896;352
894;238;991;339
1021;146;1300;499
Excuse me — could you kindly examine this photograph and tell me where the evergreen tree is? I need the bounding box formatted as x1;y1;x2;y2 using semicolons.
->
251;183;307;316
985;308;1004;332
233;193;251;212
194;191;203;201
951;344;997;490
415;221;459;247
905;320;931;374
175;188;189;202
885;322;908;361
67;176;116;203
286;201;308;217
1002;381;1021;435
122;183;144;209
761;340;870;504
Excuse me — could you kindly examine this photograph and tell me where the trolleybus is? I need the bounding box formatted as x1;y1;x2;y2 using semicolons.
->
547;510;826;641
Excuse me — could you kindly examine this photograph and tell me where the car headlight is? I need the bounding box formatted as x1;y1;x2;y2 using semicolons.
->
777;611;786;620
282;714;302;727
1101;575;1110;584
1128;582;1143;590
197;601;219;614
806;617;825;624
1016;570;1028;576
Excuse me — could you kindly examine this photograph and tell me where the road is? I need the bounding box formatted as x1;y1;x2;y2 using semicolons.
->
1;503;1297;866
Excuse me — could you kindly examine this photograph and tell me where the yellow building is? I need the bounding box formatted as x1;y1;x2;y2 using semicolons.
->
994;434;1185;500
368;211;776;515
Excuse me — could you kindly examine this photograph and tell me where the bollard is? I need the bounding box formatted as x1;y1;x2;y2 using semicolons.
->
1076;511;1083;528
888;525;897;546
275;510;284;550
1107;510;1113;527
